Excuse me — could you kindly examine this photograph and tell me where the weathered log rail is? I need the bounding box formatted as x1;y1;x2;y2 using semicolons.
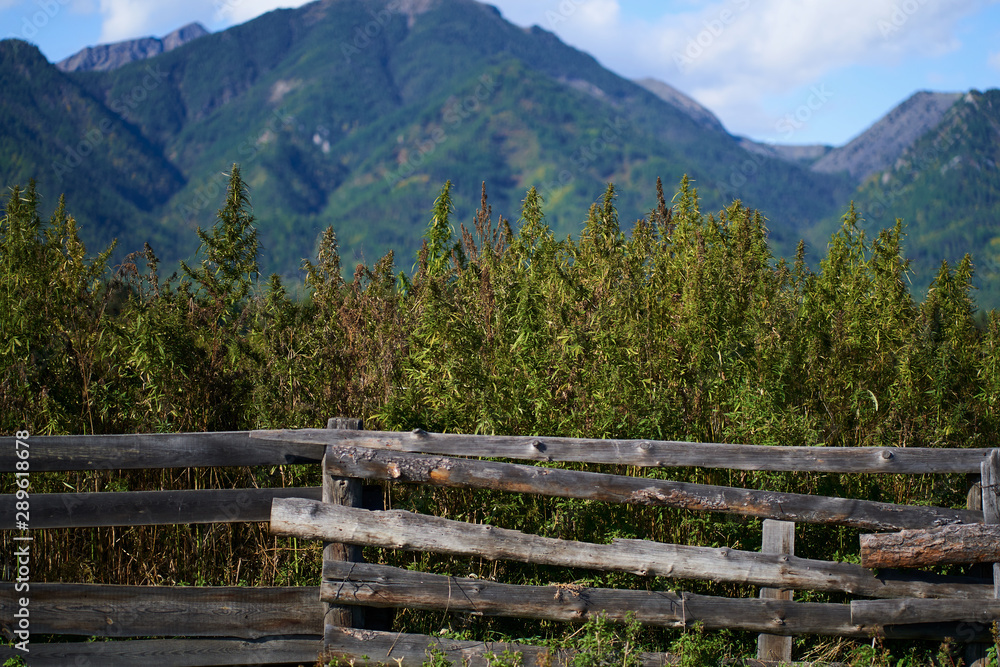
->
304;442;982;531
861;524;1000;569
271;499;991;600
253;428;994;474
2;427;998;666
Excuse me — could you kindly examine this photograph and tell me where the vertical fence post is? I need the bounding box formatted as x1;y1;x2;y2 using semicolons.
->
323;417;365;642
983;451;1000;657
983;450;1000;597
757;519;795;664
967;450;1000;667
965;470;987;667
963;449;1000;667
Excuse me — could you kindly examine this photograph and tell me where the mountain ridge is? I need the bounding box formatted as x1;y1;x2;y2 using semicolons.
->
1;0;998;307
56;22;209;72
811;90;963;182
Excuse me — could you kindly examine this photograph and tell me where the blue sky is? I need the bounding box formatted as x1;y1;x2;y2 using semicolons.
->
3;0;999;146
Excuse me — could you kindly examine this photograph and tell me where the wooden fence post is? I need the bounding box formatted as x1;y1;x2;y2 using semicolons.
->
323;417;365;641
983;450;1000;597
983;452;1000;657
758;519;795;663
967;450;1000;667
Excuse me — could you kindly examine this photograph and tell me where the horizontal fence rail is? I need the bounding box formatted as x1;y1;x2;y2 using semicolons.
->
0;583;323;639
319;560;989;641
851;599;1000;626
311;444;982;531
860;524;1000;569
0;431;324;472
253;428;994;474
0;487;322;529
0;638;323;667
270;499;993;600
321;627;678;667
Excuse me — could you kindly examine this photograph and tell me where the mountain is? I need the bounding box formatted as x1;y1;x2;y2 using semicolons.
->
811;91;963;182
57;22;209;72
1;0;998;308
634;77;726;133
0;39;184;244
738;138;833;167
833;90;1000;304
0;0;851;277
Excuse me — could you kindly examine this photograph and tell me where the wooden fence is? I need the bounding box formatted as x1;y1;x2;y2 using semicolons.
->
1;423;998;666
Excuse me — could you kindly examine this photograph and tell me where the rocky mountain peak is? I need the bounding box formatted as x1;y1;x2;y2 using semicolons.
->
635;77;726;133
56;22;209;73
811;90;962;182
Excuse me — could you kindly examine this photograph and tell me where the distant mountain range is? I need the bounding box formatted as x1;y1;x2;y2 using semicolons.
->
2;0;999;308
57;22;209;73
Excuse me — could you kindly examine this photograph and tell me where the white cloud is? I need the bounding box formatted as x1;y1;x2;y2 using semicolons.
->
93;0;311;42
493;0;987;139
990;50;1000;71
34;0;991;140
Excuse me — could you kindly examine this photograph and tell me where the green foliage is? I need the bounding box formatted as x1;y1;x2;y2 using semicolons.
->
668;623;731;667
2;173;998;661
422;644;455;667
833;90;1000;308
425;180;459;276
0;182;115;433
558;613;644;667
484;649;523;667
181;164;259;315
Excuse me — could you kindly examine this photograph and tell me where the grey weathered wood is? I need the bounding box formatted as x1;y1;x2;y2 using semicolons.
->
969;450;1000;666
321;626;679;667
272;499;992;599
323;417;365;637
860;524;1000;568
0;638;322;667
311;445;981;531
253;428;993;473
852;599;1000;626
321;559;864;637
322;560;987;641
982;450;1000;597
758;520;795;662
0;487;322;529
0;583;322;638
0;431;323;472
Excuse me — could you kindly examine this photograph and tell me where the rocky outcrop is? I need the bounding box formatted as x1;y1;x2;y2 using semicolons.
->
811;91;962;182
635;77;727;133
56;22;209;73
